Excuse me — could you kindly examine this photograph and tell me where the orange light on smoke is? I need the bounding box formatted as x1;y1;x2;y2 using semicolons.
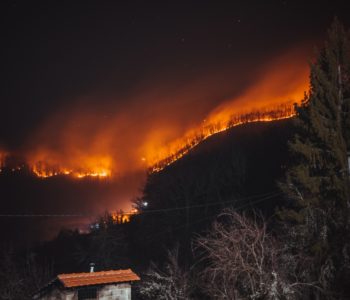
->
29;154;113;179
21;51;310;179
149;103;297;173
0;150;7;172
146;59;309;172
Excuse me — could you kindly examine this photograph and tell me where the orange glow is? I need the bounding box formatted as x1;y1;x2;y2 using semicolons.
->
145;56;309;172
29;153;112;179
111;208;138;224
149;103;297;172
19;50;309;179
0;150;7;172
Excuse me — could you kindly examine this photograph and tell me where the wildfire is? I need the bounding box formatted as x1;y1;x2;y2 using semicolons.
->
27;100;299;178
150;102;297;172
31;167;110;179
29;154;113;179
111;208;138;224
4;50;310;180
147;56;310;172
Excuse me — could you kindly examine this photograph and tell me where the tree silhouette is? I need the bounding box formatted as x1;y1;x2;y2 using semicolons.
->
279;19;350;298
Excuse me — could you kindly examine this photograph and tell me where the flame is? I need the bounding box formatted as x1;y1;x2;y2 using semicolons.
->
145;57;309;172
11;50;309;180
29;153;113;178
111;208;138;224
149;103;297;172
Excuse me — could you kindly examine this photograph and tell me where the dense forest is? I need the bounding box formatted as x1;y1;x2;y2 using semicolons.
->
1;20;350;300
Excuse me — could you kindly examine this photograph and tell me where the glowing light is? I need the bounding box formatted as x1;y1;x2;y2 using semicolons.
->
29;154;113;179
18;52;309;179
110;209;138;224
31;167;111;179
148;103;298;172
0;150;7;171
145;57;309;172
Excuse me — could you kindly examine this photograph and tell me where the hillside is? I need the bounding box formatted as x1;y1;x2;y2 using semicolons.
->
132;118;294;263
144;118;293;208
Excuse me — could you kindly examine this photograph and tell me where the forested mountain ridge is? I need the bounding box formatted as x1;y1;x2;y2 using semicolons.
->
132;118;294;263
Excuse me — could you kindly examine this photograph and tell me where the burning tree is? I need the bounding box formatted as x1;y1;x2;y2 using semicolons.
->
151;102;296;173
279;19;350;298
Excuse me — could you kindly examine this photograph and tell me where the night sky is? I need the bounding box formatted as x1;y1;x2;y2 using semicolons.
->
1;0;350;242
2;0;349;148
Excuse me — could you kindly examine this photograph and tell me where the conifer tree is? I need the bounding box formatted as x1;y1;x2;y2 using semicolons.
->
279;19;350;298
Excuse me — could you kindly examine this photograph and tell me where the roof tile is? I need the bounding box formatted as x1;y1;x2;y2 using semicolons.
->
57;269;140;288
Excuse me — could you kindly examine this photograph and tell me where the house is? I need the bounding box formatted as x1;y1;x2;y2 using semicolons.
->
33;268;140;300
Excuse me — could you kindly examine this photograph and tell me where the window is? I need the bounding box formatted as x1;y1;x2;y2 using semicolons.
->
78;287;97;300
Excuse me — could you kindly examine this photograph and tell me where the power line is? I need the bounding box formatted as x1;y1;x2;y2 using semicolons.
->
0;191;282;218
0;214;87;218
138;191;282;214
138;192;283;243
0;192;284;246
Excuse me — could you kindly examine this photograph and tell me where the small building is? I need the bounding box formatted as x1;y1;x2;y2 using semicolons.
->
33;268;140;300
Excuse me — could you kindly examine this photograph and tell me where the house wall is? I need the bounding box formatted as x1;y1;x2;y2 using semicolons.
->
98;283;131;300
34;283;132;300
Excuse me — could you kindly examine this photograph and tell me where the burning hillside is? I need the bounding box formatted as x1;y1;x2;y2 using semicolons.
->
148;54;309;171
2;50;309;179
30;154;112;179
150;102;296;172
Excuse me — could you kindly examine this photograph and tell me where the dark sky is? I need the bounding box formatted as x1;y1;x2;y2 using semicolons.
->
1;0;349;149
1;0;350;243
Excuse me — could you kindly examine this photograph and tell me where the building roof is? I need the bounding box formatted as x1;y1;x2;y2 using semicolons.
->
57;269;140;288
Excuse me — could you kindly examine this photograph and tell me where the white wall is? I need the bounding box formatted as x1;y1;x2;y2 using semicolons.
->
98;283;131;300
35;283;132;300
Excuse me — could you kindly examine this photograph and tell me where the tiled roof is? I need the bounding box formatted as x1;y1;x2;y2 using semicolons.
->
57;269;140;288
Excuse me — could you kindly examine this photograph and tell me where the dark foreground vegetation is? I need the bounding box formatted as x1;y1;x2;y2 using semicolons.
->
1;20;350;300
